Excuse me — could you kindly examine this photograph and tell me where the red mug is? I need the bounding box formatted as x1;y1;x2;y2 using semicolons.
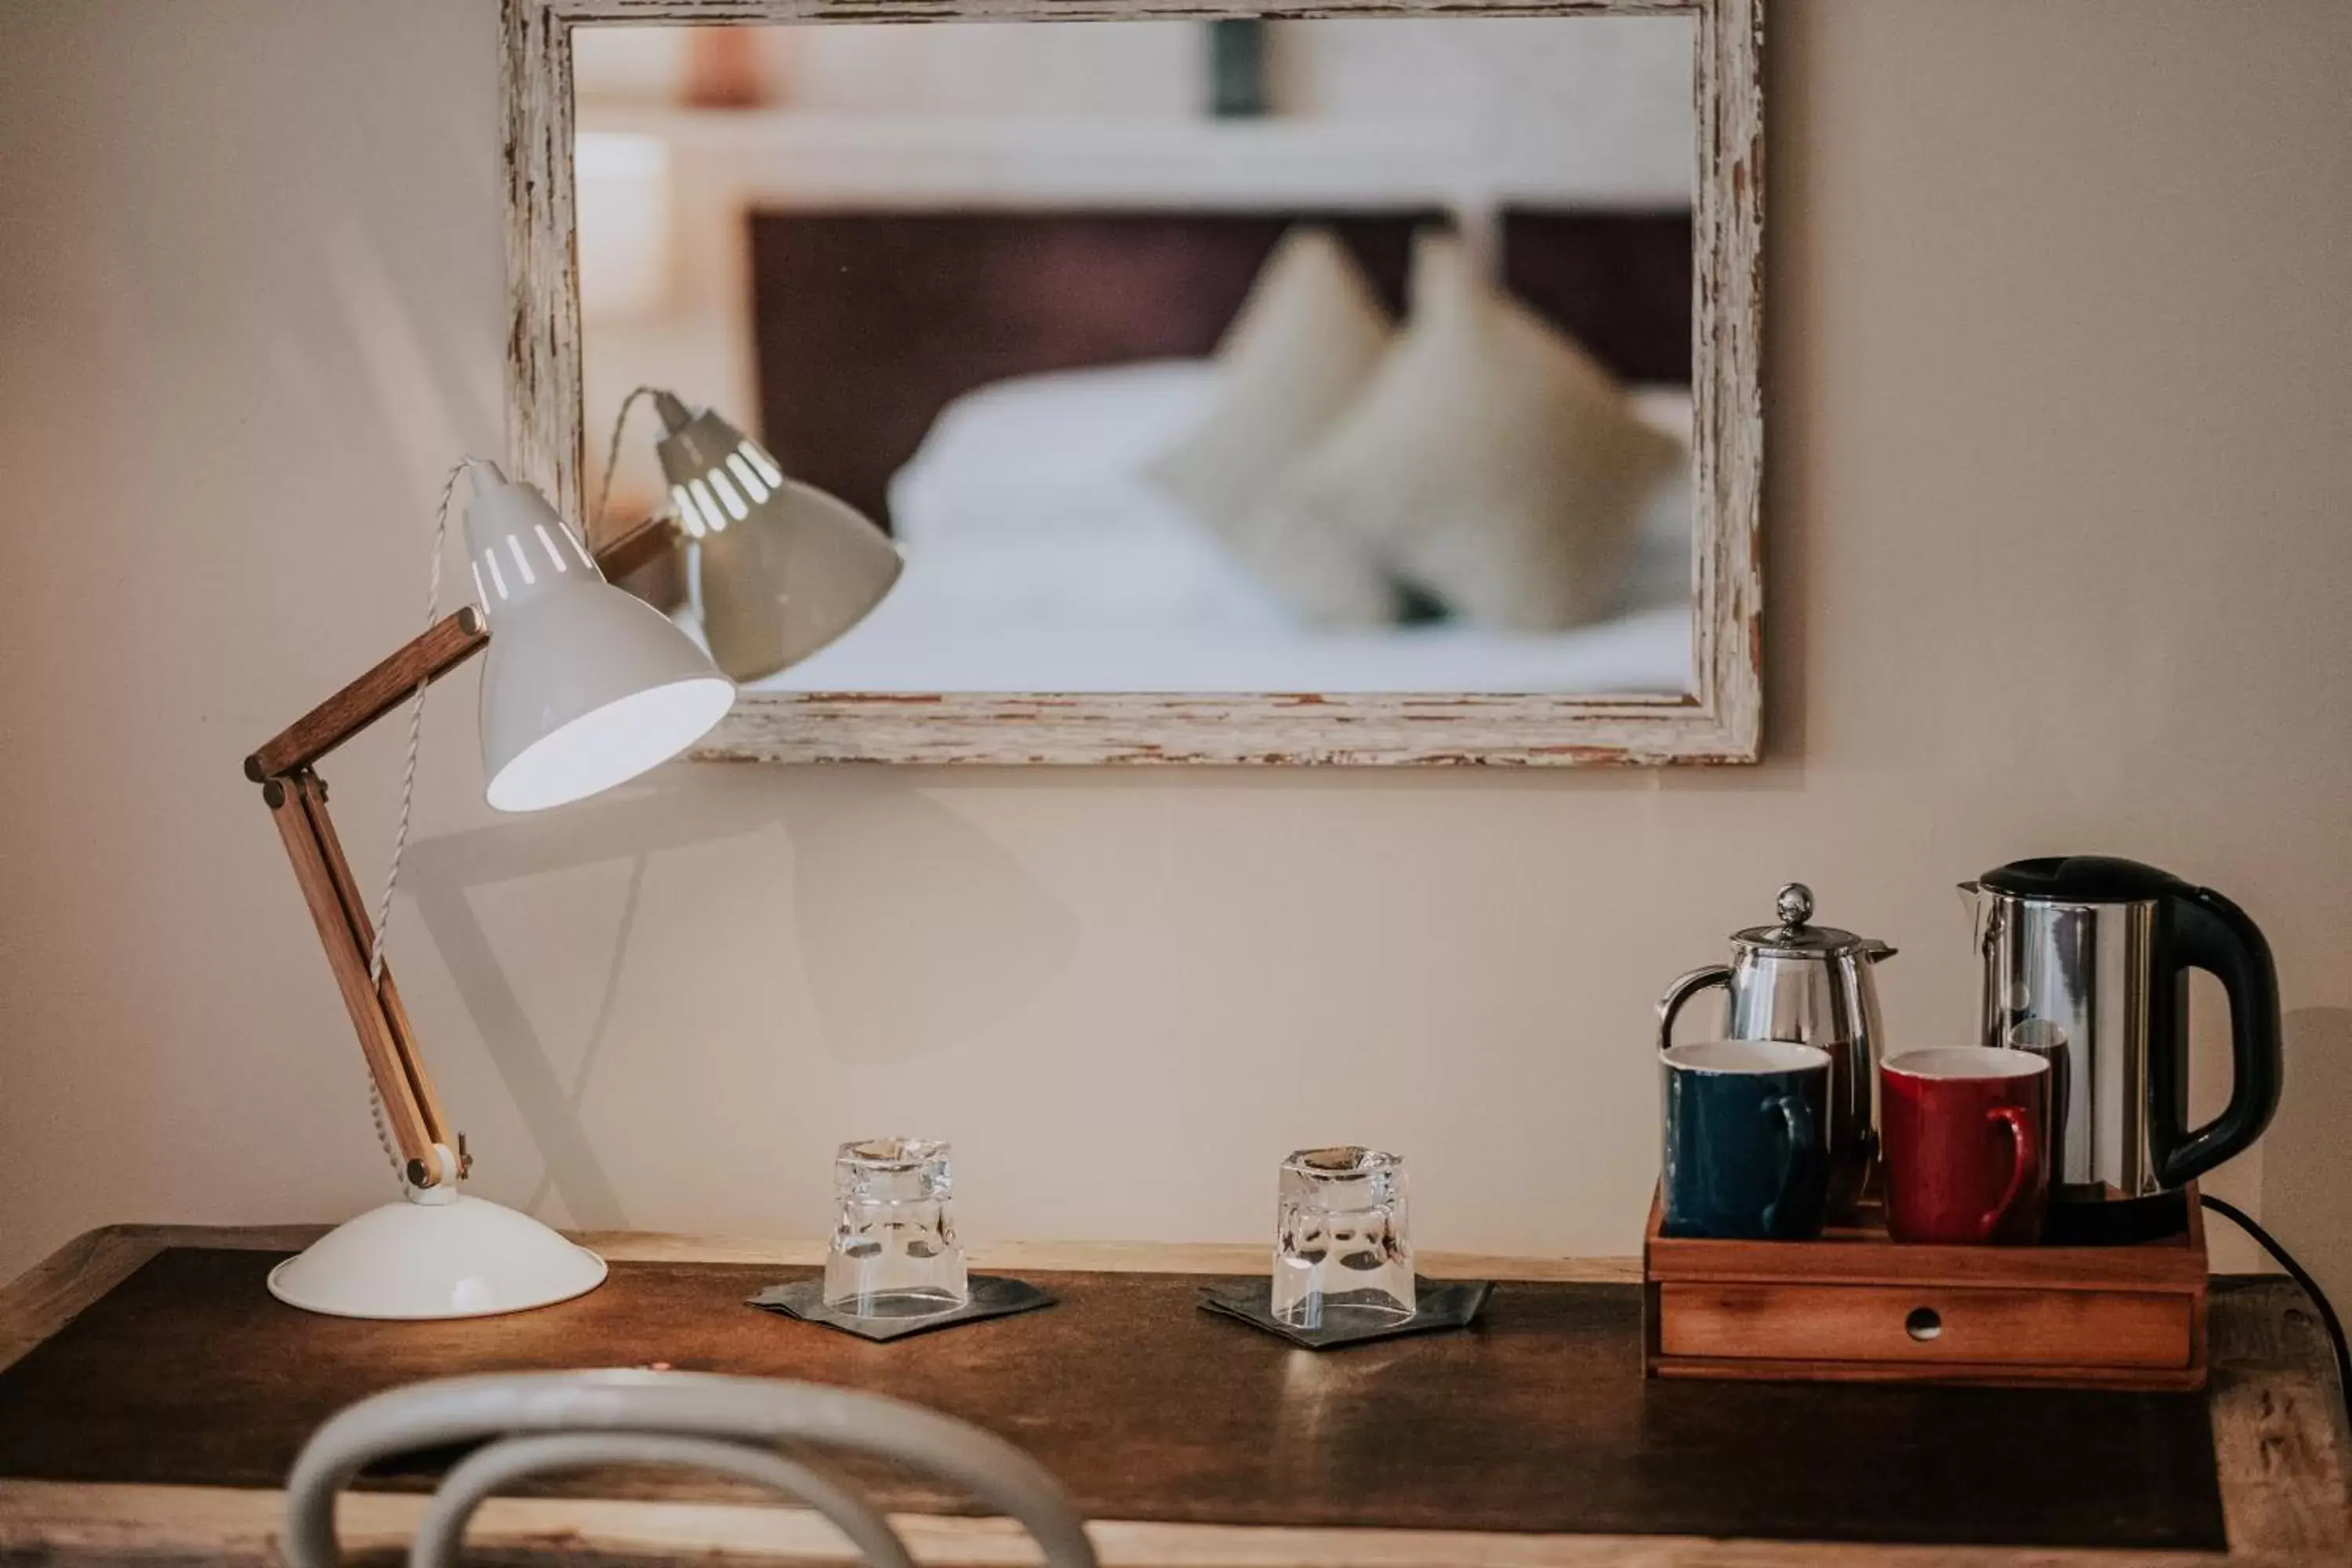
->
1880;1047;2051;1244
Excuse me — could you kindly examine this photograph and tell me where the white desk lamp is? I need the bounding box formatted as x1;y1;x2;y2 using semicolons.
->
247;450;890;1320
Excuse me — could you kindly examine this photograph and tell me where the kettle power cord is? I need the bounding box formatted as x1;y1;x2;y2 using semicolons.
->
2198;1193;2350;1421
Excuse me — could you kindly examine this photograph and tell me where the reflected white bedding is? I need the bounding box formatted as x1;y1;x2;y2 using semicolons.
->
750;361;1693;695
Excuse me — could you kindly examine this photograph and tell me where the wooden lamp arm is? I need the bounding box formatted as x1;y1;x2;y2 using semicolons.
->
261;772;454;1188
243;515;674;782
246;606;495;1189
240;516;675;1189
590;510;680;587
246;608;489;784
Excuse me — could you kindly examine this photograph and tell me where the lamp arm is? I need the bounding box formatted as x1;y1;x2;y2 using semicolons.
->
586;509;681;586
242;517;677;780
246;607;490;784
261;772;456;1188
247;609;495;1189
242;516;676;786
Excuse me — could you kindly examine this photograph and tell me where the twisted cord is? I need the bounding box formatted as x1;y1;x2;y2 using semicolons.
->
368;461;463;984
358;459;467;1185
593;385;664;539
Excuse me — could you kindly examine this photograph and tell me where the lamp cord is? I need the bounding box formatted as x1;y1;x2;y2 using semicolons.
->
2198;1193;2351;1425
592;386;664;539
358;459;467;1188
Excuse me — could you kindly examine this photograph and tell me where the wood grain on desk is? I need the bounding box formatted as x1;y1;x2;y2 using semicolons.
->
0;1225;2344;1568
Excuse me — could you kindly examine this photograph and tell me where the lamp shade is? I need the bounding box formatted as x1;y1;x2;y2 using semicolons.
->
654;398;902;683
463;463;735;812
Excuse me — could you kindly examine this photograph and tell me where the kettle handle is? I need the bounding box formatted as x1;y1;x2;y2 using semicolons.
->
1657;966;1733;1054
2154;885;2284;1187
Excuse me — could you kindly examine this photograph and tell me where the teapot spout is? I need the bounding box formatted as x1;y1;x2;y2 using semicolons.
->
1864;939;1897;963
1958;879;1992;949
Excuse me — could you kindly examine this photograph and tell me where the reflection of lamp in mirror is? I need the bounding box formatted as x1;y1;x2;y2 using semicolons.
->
648;390;903;684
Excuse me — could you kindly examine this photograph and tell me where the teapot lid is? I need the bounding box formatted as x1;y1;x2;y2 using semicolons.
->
1733;884;1870;958
1980;855;2182;904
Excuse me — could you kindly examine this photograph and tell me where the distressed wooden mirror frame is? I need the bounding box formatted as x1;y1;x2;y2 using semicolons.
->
503;0;1762;765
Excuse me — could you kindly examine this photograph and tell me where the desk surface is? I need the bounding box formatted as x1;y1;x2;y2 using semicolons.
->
0;1225;2346;1567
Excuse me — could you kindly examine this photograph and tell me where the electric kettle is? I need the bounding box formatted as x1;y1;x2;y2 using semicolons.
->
1961;856;2281;1242
1657;884;1896;1216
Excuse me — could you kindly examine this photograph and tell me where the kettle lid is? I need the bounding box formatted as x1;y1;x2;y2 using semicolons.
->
1980;855;2183;904
1733;883;1869;957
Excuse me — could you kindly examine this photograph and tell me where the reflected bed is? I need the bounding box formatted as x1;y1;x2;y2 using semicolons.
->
753;362;1693;694
739;208;1695;695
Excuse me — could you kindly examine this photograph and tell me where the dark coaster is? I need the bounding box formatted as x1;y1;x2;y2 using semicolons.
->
746;1275;1054;1342
1198;1276;1493;1349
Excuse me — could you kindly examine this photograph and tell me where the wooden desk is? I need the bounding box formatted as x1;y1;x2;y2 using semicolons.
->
0;1225;2344;1567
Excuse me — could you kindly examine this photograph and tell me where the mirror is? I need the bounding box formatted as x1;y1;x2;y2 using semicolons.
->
508;0;1761;764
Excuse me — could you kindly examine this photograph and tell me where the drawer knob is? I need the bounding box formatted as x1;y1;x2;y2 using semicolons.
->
1905;1306;1944;1342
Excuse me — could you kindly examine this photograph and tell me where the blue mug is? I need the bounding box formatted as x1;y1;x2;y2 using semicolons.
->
1660;1039;1832;1240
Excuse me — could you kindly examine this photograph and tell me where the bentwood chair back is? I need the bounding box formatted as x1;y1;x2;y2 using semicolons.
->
282;1369;1098;1568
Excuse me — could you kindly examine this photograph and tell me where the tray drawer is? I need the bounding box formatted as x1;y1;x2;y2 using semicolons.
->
1657;1281;2194;1370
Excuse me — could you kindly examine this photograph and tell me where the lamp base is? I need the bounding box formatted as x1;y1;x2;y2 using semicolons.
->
267;1193;607;1320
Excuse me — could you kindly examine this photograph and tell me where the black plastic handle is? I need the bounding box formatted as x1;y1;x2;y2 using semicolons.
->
2154;884;2283;1187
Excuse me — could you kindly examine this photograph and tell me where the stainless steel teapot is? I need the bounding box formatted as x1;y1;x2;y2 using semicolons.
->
1960;855;2281;1242
1657;884;1896;1215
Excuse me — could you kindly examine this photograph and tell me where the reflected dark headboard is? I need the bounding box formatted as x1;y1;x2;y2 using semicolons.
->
748;208;1692;528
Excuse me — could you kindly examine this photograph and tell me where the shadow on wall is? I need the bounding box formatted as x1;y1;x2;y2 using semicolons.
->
397;768;1079;1229
2262;1007;2352;1310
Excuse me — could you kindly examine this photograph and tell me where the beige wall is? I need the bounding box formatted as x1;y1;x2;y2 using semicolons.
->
2;1;2348;1291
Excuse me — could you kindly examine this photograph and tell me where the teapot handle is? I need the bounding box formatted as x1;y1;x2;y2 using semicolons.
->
1657;966;1733;1054
2153;884;2282;1187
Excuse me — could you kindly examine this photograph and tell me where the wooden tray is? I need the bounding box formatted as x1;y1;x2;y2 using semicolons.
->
1643;1184;2209;1391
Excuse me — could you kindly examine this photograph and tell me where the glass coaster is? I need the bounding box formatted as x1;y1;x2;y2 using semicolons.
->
1198;1276;1493;1349
746;1273;1054;1342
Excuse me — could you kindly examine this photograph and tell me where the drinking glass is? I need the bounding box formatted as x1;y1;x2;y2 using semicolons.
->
825;1138;968;1318
1271;1146;1414;1329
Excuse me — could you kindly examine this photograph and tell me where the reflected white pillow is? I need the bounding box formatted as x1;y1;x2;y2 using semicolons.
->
890;360;1219;546
1146;227;1400;625
883;359;1295;633
1250;234;1684;631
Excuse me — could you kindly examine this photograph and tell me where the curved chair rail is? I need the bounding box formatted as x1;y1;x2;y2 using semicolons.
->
415;1432;913;1568
283;1369;1098;1568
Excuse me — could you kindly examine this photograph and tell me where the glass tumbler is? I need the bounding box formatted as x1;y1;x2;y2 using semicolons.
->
825;1138;968;1319
1272;1146;1415;1329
